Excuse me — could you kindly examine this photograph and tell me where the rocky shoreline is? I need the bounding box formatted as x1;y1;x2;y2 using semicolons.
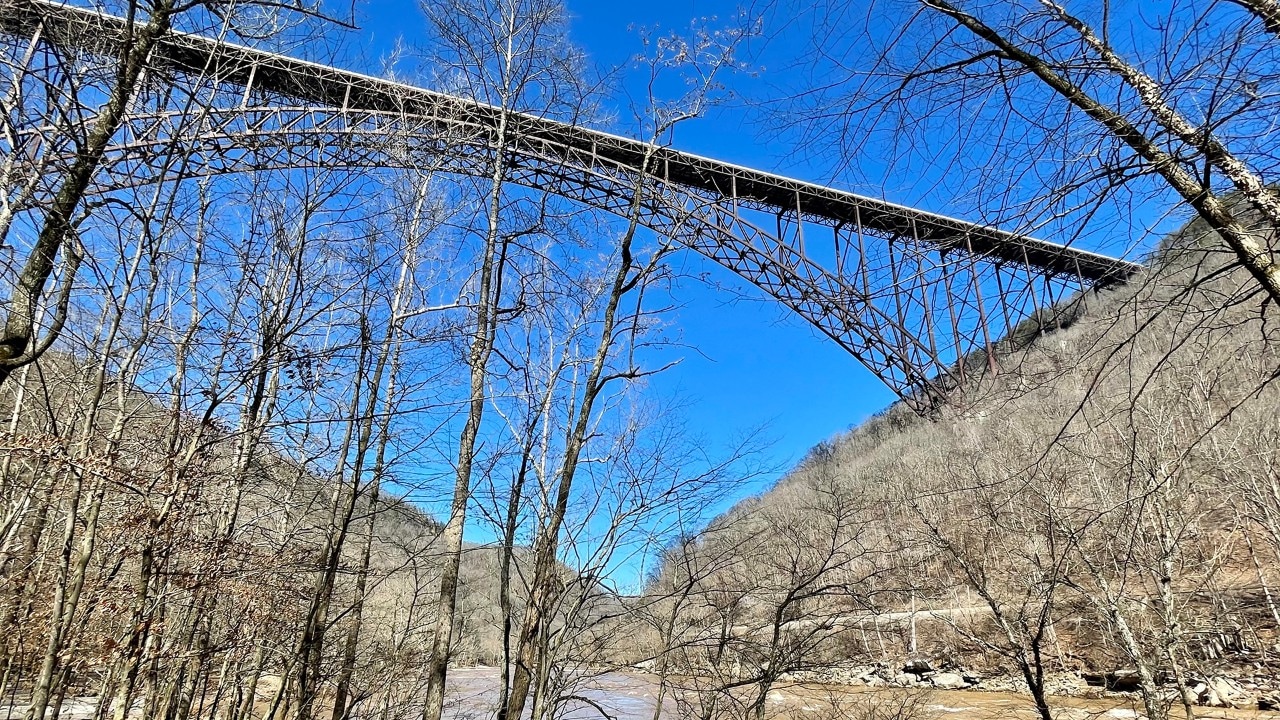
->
780;660;1280;712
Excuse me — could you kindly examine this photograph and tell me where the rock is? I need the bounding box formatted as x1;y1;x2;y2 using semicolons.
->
852;666;879;684
1082;669;1142;692
893;673;920;687
1048;673;1085;695
1258;693;1280;711
962;671;983;685
903;658;934;675
1080;686;1106;700
1205;676;1255;709
931;672;969;690
1110;670;1142;693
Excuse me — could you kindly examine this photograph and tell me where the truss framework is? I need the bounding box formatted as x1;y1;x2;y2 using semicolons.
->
0;0;1142;412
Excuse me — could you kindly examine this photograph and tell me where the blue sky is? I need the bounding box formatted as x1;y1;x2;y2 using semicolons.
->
352;0;900;492
250;0;1194;589
341;0;1182;555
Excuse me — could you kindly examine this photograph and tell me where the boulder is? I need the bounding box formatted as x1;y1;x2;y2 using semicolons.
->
893;673;920;687
1205;676;1254;709
1083;669;1142;692
931;672;969;690
903;658;934;675
1257;693;1280;711
1109;670;1142;692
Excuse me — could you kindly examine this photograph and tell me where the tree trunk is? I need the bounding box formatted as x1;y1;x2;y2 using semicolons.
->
0;1;176;383
422;108;512;720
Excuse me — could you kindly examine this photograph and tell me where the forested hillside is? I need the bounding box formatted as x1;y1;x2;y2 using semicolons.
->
633;212;1280;719
0;350;571;717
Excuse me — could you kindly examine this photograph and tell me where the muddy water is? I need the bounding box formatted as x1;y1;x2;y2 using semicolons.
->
444;668;1270;720
1;671;1266;720
445;668;668;719
776;683;1268;720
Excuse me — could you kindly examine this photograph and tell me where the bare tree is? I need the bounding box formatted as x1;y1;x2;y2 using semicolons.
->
0;0;353;385
785;0;1280;310
907;429;1070;720
415;1;589;717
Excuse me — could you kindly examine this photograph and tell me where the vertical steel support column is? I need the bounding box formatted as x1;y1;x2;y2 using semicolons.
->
1023;246;1045;336
240;62;257;109
340;81;352;133
917;260;939;373
1043;272;1060;330
833;221;845;278
794;189;805;259
854;207;874;307
910;219;940;371
1073;256;1088;316
886;234;912;374
963;234;998;375
993;263;1014;339
940;249;966;385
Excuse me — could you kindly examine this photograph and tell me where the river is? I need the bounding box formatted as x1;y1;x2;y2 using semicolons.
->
444;668;1270;720
1;671;1266;720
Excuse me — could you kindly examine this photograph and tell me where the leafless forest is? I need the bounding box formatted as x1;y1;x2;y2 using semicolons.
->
1;1;1280;720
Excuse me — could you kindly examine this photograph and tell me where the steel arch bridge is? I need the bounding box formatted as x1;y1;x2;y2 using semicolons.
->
0;0;1140;414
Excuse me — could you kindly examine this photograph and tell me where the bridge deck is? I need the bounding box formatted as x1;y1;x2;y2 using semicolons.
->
0;0;1141;284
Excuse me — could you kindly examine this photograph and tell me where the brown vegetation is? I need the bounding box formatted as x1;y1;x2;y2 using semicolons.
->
633;212;1280;719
